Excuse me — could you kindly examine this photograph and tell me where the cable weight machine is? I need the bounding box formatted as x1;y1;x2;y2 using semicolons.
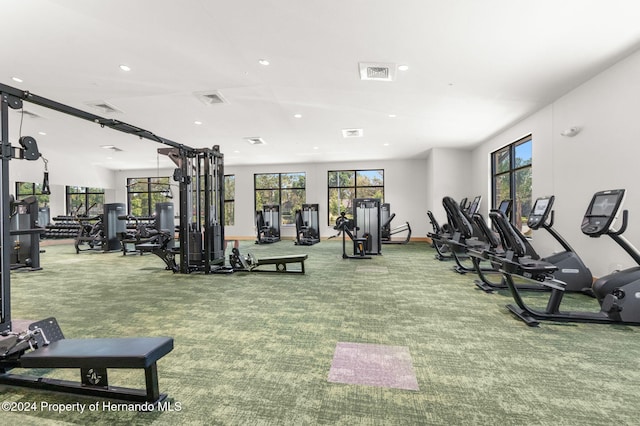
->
158;146;226;273
0;83;189;402
353;198;382;255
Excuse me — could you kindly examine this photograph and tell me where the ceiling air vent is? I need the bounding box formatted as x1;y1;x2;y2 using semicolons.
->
195;90;227;106
358;62;397;82
342;128;363;138
85;101;123;114
101;144;123;152
245;137;266;145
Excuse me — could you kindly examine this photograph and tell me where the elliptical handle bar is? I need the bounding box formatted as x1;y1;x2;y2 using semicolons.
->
609;210;628;236
547;210;555;228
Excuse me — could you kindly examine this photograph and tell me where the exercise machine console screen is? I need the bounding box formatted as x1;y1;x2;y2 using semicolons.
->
581;189;625;237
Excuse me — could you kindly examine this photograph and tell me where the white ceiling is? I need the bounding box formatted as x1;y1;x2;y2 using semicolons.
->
2;0;640;170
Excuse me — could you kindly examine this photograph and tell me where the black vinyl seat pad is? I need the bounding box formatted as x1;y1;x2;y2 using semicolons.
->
19;337;173;369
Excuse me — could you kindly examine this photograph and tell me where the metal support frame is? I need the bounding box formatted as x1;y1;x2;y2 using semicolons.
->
0;82;224;330
0;91;16;333
0;83;189;151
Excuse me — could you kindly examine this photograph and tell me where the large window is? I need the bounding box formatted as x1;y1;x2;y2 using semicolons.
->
66;186;105;216
224;174;235;226
491;135;532;233
15;182;50;206
254;172;305;225
328;169;384;225
127;177;172;217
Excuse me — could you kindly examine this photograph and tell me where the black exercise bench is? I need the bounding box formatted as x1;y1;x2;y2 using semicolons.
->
249;253;308;273
0;318;173;403
230;248;308;274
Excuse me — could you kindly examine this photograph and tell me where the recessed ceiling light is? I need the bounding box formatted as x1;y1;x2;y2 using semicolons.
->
383;143;390;146
194;121;202;125
119;64;131;71
313;147;319;150
388;114;397;118
293;114;302;119
106;157;113;160
398;65;409;71
38;131;47;136
258;59;270;66
11;77;23;83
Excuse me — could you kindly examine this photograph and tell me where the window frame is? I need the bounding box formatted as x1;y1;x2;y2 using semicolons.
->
491;135;532;232
126;177;172;217
65;186;105;216
224;174;235;226
15;181;50;206
254;172;306;225
327;169;384;225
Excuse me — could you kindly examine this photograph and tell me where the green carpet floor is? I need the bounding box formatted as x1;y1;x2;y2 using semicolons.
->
1;240;639;425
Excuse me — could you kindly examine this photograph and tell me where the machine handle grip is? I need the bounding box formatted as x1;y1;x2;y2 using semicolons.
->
610;210;628;236
547;210;555;228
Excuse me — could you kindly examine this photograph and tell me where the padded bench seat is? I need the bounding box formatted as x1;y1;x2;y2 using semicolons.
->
20;337;173;369
253;253;308;273
1;337;174;403
256;254;308;264
136;242;162;250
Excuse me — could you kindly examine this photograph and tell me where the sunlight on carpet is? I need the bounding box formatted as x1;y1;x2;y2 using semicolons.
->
328;342;419;391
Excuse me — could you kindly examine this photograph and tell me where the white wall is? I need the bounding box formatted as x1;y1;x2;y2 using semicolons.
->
112;158;431;241
471;48;640;277
225;159;430;240
426;148;473;223
11;149;434;242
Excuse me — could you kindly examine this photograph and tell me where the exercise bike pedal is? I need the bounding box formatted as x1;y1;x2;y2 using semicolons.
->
601;294;623;314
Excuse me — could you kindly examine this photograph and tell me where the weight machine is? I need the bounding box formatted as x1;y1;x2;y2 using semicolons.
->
158;146;225;273
256;204;280;244
37;205;50;229
119;202;175;256
74;203;126;253
9;195;44;270
294;203;320;245
0;82;179;402
353;198;382;255
333;212;371;259
380;203;411;244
